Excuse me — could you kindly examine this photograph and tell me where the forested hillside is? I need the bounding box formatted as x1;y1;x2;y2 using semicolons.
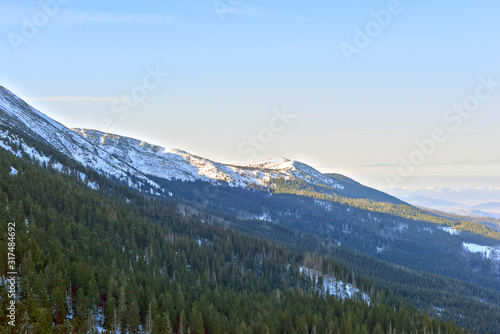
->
0;133;476;333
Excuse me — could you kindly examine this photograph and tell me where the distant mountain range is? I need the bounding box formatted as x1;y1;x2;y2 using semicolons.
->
381;187;500;219
409;195;500;219
381;186;500;206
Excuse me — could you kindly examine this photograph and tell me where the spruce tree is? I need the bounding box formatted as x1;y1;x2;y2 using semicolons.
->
20;311;34;334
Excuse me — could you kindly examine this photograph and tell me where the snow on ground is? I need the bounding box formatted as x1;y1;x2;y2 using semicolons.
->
2;86;373;202
0;136;18;156
95;310;105;333
21;143;50;165
252;212;272;222
52;162;64;171
439;226;460;235
236;158;345;190
78;172;86;182
1;87;160;192
300;266;370;303
397;223;408;232
463;243;500;262
71;128;348;191
314;199;334;212
10;167;18;176
87;181;99;190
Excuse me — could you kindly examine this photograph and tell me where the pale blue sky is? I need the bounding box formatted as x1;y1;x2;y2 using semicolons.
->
1;0;499;189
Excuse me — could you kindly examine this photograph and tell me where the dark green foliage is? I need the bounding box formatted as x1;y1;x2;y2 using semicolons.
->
150;173;500;296
0;143;479;333
272;176;500;240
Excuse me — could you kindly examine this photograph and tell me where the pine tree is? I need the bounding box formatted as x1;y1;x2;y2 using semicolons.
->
296;316;308;334
20;311;34;334
178;310;187;334
33;308;52;334
111;309;118;334
67;282;73;318
189;306;204;334
88;277;99;311
86;310;97;334
163;312;174;334
105;296;117;330
145;301;154;334
372;323;384;334
238;321;248;334
118;286;127;333
128;299;141;334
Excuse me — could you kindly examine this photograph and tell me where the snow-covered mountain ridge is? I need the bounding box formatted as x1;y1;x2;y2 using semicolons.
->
0;85;409;205
0;86;353;195
0;86;160;191
71;128;345;190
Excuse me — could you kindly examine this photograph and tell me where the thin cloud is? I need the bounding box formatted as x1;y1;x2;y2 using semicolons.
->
0;5;177;26
216;6;308;20
365;161;500;169
56;11;177;25
451;128;497;134
280;130;411;140
28;96;116;102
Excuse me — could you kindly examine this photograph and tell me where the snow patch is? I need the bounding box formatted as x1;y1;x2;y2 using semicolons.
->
439;226;460;235
463;243;500;262
87;181;99;190
52;162;64;171
397;223;408;232
10;167;18;176
300;266;370;303
78;172;86;182
252;212;272;222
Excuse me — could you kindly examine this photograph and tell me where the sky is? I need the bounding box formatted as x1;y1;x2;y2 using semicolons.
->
1;0;499;192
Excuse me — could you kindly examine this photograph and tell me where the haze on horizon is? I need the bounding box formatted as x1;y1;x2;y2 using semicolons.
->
1;0;499;191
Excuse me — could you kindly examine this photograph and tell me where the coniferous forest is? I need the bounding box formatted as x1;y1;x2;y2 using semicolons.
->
0;132;486;333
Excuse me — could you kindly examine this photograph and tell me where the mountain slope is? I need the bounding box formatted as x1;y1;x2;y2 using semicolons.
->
1;85;500;331
1;140;480;333
0;85;403;206
71;128;310;188
70;127;404;204
0;86;157;190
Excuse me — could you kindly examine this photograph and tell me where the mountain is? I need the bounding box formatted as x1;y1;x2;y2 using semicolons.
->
401;195;500;219
382;186;500;206
71;128;342;188
0;86;158;191
0;133;478;333
473;202;500;216
0;85;402;207
401;196;500;219
70;128;403;204
2;85;500;332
